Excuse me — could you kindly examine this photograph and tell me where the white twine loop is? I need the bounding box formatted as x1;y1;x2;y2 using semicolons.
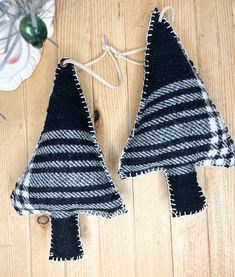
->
62;6;176;89
158;6;175;24
63;35;146;89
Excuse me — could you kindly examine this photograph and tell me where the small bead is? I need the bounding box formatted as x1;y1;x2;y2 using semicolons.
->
19;15;48;48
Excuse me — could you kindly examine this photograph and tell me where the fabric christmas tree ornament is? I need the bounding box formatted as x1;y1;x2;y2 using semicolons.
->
11;60;127;261
119;8;235;217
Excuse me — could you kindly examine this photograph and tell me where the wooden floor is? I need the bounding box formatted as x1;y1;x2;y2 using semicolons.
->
1;0;235;276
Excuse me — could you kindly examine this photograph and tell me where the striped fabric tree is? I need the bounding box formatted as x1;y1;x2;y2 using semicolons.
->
11;60;127;261
119;8;235;217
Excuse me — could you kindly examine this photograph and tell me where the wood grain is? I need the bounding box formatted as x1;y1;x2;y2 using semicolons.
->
0;0;234;276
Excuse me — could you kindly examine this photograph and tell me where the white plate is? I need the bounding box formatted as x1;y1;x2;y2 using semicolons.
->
0;0;55;91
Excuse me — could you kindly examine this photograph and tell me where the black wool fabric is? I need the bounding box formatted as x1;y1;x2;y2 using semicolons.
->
11;60;127;261
49;215;84;261
119;8;235;217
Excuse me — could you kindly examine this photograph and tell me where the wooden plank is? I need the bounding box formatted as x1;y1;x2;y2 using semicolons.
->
169;1;211;276
56;1;100;276
0;85;31;277
213;1;235;276
23;23;65;276
123;1;174;276
89;1;136;276
195;0;235;276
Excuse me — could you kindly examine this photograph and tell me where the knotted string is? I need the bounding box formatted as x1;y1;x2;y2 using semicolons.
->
61;6;175;89
62;35;146;89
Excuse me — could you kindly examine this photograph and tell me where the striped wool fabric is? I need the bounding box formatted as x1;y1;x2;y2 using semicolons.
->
119;8;235;217
11;60;127;261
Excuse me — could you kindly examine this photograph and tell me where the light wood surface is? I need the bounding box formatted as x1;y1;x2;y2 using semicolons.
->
0;0;235;276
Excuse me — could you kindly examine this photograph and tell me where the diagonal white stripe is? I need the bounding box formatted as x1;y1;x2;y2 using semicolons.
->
36;144;97;155
141;92;203;117
138;107;207;131
30;171;110;187
32;199;123;210
121;151;208;173
124;138;211;158
144;78;200;106
39;129;92;143
30;187;115;199
32;160;100;168
129;119;210;147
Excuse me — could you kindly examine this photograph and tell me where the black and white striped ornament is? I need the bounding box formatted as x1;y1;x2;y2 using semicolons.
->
119;8;235;217
11;60;127;261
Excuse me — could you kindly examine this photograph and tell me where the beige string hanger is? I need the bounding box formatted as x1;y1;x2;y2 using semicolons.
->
61;6;175;89
158;6;175;23
62;36;145;89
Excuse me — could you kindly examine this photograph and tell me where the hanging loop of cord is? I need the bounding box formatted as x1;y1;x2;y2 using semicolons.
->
61;6;176;89
158;6;175;24
62;35;146;89
63;38;124;89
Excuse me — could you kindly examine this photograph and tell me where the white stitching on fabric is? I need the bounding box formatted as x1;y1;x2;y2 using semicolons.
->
49;214;85;261
119;165;208;217
12;61;128;219
118;7;235;217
